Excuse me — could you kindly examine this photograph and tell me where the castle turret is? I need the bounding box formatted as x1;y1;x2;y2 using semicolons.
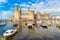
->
28;7;30;11
36;11;41;20
14;6;20;22
28;7;34;14
17;8;22;32
19;8;22;19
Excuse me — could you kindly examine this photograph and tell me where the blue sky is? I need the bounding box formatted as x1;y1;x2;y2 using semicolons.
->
0;0;60;19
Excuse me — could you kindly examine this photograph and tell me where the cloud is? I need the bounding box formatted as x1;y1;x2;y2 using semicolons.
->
0;10;14;19
20;3;30;7
28;2;32;4
22;8;28;13
14;3;19;6
43;0;60;12
30;2;44;12
20;1;44;11
19;0;60;13
10;7;14;10
0;0;8;3
0;0;8;7
30;0;60;13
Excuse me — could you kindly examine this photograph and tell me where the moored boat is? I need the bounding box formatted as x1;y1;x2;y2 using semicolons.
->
13;22;18;27
3;29;17;37
0;22;7;26
56;22;60;28
42;21;51;26
40;24;48;29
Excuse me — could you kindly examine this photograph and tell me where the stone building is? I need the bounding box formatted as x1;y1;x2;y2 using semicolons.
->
21;7;35;27
13;7;35;27
9;6;51;28
41;13;51;23
35;11;42;20
13;6;21;22
42;13;50;20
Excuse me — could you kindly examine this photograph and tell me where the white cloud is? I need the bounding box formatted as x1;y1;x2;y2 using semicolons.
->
20;3;30;7
0;10;14;19
0;0;8;7
43;0;60;12
0;0;7;3
28;2;32;4
31;0;60;13
22;8;28;13
19;0;60;13
10;7;14;10
14;3;19;6
30;2;44;12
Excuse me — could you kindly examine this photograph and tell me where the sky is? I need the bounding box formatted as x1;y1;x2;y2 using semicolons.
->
0;0;60;19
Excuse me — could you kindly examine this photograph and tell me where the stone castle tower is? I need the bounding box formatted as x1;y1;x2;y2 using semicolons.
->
13;6;36;24
36;11;41;20
27;7;35;20
14;6;22;22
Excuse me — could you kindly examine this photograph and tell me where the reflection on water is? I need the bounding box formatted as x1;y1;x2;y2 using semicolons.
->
13;23;60;40
1;22;60;40
0;22;15;37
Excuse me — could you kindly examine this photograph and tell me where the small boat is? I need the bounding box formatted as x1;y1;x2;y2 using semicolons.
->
41;24;48;29
0;12;7;26
42;21;51;26
3;29;17;37
45;22;51;26
0;22;7;26
56;22;60;28
13;22;18;27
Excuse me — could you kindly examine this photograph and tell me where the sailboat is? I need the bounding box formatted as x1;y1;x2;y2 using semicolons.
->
0;12;7;26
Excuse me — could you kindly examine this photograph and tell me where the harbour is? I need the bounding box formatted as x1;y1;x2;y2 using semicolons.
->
0;0;60;40
0;7;60;40
0;22;60;40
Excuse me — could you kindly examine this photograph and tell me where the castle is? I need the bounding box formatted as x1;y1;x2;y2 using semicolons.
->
7;6;51;27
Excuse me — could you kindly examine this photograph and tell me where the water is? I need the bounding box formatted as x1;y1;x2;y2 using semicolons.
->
0;22;15;37
13;23;60;40
1;22;60;40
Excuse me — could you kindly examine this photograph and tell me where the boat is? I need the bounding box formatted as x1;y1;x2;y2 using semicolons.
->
56;22;60;28
3;29;17;37
13;22;18;27
0;22;7;26
44;22;51;26
0;12;7;26
40;24;48;29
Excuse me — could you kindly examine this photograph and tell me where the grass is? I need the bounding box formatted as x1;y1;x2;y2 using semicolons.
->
0;37;6;40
